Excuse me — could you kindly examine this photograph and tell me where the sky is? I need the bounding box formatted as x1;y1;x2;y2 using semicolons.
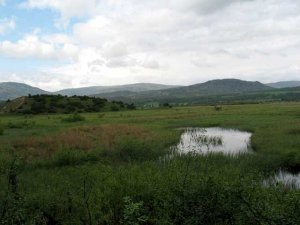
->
0;0;299;91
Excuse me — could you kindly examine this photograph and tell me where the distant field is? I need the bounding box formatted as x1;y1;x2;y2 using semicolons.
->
0;102;300;224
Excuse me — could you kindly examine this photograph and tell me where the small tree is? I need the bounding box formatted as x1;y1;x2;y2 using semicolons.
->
214;105;222;111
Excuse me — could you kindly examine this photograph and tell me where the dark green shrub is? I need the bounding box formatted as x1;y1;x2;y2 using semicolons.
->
62;113;85;122
122;196;148;225
127;103;136;110
214;105;222;111
31;101;47;114
111;105;120;111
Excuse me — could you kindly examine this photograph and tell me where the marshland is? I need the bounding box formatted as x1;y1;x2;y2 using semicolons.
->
0;102;299;224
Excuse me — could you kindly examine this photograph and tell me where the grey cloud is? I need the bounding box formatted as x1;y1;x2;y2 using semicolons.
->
141;57;161;69
106;56;137;68
171;0;254;14
88;59;104;67
88;59;104;72
102;42;128;58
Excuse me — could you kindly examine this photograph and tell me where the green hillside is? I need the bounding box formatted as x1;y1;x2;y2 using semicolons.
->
94;79;277;105
2;80;300;107
1;95;135;114
94;81;300;106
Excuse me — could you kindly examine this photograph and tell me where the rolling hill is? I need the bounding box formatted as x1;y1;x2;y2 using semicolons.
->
2;79;300;107
0;82;180;101
57;83;180;96
93;79;274;104
266;81;300;88
1;95;135;114
0;82;48;101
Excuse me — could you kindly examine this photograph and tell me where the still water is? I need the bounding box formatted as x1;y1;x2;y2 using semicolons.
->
173;127;300;189
174;127;252;155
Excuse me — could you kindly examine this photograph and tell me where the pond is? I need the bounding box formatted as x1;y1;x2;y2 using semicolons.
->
172;127;300;189
264;170;300;189
174;127;252;155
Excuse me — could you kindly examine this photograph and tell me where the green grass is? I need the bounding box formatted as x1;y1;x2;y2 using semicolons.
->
0;102;300;224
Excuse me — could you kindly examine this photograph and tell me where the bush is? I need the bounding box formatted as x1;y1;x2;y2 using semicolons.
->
0;126;4;135
62;113;85;123
122;197;148;225
214;105;222;111
6;120;36;129
111;105;120;111
127;103;136;110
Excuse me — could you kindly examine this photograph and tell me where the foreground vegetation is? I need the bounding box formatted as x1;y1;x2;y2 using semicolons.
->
0;102;300;224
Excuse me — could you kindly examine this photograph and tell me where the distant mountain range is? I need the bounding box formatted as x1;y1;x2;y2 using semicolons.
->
93;79;274;103
0;79;300;105
56;83;180;96
266;81;300;89
0;82;179;101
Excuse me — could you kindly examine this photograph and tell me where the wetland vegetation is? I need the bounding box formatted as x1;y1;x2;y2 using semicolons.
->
0;102;300;224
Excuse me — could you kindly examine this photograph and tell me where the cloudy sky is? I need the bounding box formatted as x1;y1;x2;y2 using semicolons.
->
0;0;299;91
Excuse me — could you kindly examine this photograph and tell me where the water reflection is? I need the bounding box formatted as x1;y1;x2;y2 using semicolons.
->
174;127;252;155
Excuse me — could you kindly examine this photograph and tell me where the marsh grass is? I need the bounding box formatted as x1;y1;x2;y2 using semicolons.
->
5;120;36;129
1;154;299;225
61;113;85;122
0;103;300;224
11;124;162;164
196;135;223;146
287;128;300;135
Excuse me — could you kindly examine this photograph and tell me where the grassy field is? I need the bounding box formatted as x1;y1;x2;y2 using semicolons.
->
0;102;300;224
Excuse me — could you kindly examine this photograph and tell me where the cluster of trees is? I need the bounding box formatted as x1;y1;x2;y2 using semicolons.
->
14;95;135;114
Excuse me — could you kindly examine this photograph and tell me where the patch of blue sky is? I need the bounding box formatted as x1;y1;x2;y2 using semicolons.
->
0;0;57;40
0;56;65;74
0;0;85;41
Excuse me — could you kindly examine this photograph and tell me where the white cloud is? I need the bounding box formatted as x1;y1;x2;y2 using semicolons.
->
0;33;79;60
1;0;300;89
0;18;15;35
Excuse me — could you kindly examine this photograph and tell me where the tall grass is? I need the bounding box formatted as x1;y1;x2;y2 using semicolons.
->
0;154;299;224
0;102;300;224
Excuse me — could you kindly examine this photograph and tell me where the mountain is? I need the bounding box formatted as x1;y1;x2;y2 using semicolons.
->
266;81;300;88
57;83;180;96
164;79;273;96
2;79;294;107
0;82;179;101
0;82;48;101
94;79;274;103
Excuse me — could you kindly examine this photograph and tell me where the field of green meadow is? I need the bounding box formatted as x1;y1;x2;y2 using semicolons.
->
0;102;300;224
